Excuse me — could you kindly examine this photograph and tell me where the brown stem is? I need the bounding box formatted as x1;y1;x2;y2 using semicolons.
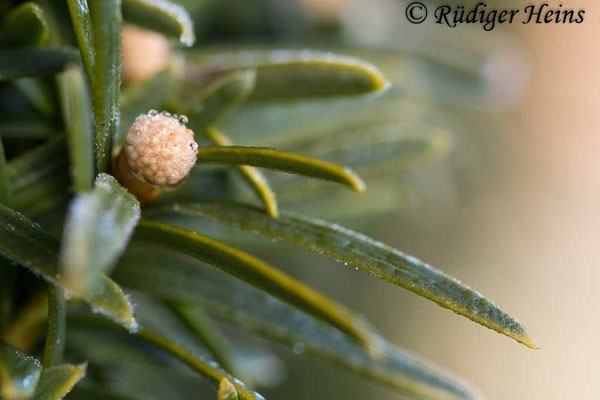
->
112;149;162;202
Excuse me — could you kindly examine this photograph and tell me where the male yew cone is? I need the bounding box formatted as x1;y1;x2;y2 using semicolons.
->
113;110;198;202
299;0;351;19
121;24;171;83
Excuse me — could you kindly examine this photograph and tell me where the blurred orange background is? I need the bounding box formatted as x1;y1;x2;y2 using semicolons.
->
384;4;599;399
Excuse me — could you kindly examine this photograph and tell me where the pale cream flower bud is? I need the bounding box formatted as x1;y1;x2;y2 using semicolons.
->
300;0;351;19
114;110;198;201
121;24;171;83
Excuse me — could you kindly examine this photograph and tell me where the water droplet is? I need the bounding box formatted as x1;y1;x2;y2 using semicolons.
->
292;342;305;355
127;319;139;333
231;377;244;386
63;288;73;300
179;115;188;124
148;109;158;116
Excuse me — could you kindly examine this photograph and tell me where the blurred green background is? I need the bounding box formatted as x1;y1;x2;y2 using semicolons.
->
93;1;600;399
